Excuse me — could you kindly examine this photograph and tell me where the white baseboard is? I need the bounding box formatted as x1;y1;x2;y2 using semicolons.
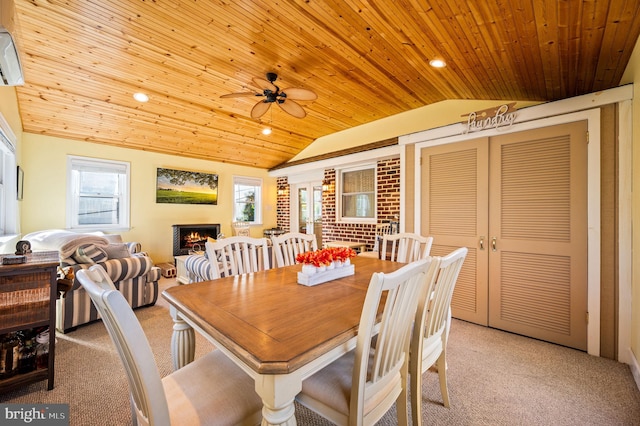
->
628;348;640;392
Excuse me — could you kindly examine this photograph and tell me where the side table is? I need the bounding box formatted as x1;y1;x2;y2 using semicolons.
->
324;240;367;253
174;255;190;285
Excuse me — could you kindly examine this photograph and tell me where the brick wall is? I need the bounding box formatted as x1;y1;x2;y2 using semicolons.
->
276;177;290;232
275;157;401;250
321;157;401;251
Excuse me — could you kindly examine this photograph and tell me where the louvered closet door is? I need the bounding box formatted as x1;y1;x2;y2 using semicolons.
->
421;138;489;325
488;121;588;350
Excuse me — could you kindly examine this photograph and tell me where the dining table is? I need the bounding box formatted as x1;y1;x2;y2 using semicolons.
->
161;255;405;426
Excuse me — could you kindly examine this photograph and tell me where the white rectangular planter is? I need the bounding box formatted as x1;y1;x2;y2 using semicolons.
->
297;264;355;286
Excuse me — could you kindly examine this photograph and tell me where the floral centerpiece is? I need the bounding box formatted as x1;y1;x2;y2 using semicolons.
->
296;247;357;277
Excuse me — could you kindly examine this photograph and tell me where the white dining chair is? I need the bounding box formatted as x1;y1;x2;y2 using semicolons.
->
359;222;393;258
380;232;433;262
410;247;467;425
205;236;271;279
271;232;318;267
295;257;440;426
75;265;262;426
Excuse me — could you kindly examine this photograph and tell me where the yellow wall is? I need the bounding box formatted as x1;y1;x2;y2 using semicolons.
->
620;36;640;370
18;133;277;263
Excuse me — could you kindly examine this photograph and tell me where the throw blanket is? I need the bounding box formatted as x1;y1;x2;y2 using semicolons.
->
23;229;109;259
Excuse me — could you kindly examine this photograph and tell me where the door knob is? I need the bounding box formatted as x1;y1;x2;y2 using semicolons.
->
491;237;497;252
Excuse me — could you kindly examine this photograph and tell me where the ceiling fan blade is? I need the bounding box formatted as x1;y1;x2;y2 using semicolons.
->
251;101;272;119
252;77;277;92
281;87;317;101
220;92;259;98
278;99;306;118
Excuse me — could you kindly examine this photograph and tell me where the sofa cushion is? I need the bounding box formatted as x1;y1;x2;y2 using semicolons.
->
103;243;131;259
99;257;154;282
74;243;108;264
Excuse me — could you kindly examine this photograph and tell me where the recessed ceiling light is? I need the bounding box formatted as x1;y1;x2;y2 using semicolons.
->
262;127;272;135
429;59;446;68
133;92;149;102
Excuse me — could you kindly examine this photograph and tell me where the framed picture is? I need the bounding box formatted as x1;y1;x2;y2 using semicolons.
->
156;167;218;205
16;166;23;200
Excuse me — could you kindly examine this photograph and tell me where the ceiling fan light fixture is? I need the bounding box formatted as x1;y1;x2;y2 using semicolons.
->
429;58;446;68
222;73;316;119
133;92;149;102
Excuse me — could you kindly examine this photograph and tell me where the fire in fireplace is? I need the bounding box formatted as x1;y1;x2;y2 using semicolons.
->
172;224;221;256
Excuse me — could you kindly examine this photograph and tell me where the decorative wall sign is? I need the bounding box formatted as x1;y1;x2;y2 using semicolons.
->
156;167;218;205
460;102;518;134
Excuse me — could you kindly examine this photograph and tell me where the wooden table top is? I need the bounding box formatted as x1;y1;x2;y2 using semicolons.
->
162;256;405;374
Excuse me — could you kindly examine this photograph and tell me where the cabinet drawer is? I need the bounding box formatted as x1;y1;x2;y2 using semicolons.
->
0;272;52;329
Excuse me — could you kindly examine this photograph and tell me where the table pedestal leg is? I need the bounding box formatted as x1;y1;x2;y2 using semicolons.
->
256;375;299;426
261;403;296;426
169;306;195;370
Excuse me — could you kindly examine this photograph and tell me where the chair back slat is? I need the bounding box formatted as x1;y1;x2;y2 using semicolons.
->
206;236;271;279
271;232;318;267
381;232;433;263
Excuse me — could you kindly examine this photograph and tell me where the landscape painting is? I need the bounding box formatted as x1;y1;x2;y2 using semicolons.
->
156;168;218;205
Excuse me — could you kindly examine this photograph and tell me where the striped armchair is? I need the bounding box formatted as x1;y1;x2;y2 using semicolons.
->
21;231;162;333
56;241;161;333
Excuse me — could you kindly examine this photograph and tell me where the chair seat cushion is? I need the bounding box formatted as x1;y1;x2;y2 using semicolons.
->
299;351;355;416
163;350;262;425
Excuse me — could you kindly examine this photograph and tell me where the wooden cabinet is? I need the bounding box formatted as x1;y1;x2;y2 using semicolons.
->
0;251;58;392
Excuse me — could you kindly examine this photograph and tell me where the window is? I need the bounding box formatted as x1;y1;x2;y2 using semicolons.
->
337;165;376;223
67;156;130;230
233;176;262;224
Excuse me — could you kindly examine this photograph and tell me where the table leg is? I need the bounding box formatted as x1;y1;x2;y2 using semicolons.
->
169;306;195;370
255;374;300;426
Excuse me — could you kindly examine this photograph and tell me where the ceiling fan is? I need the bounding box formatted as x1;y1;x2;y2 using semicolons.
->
220;72;317;119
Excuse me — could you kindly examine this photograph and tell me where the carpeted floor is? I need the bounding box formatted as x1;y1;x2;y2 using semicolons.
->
2;277;639;425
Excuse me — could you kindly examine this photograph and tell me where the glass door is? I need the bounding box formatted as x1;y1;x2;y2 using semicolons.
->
295;183;323;247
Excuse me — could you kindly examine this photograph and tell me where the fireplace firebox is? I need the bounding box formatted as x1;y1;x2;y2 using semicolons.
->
172;224;221;256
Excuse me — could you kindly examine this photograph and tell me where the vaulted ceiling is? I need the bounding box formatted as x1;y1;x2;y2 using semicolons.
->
10;0;640;169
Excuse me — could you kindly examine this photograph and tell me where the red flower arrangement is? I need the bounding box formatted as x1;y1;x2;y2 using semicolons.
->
295;247;357;266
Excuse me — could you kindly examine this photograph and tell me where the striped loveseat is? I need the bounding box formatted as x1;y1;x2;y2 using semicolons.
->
24;230;161;333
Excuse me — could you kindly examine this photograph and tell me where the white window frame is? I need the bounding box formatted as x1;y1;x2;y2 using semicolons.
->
66;155;130;231
0;113;18;237
335;164;377;224
233;176;262;225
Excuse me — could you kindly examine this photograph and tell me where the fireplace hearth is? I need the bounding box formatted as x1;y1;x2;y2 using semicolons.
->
172;224;221;256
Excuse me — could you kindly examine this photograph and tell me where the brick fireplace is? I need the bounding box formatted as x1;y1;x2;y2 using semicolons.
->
172;223;221;256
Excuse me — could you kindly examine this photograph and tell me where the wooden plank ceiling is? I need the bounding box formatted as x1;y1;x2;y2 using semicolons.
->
10;0;640;169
